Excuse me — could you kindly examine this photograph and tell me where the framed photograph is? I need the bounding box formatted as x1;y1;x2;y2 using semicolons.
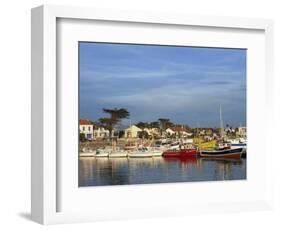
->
31;5;274;224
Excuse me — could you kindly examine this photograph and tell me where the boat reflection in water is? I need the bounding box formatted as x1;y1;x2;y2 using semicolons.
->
79;156;246;187
198;158;245;181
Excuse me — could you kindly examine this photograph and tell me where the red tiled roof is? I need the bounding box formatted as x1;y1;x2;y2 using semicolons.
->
171;127;188;132
79;119;93;125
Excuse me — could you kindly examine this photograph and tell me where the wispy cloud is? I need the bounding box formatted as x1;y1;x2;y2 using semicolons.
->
79;42;246;127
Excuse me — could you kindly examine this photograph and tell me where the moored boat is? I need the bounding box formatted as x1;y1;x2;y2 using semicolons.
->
79;151;96;157
124;143;138;151
128;148;153;158
151;150;163;157
95;149;109;157
128;152;153;158
95;153;109;157
163;148;197;158
109;151;128;158
193;138;217;150
169;141;180;150
146;147;164;157
199;147;243;159
228;138;247;149
231;143;247;148
80;148;96;157
227;138;247;158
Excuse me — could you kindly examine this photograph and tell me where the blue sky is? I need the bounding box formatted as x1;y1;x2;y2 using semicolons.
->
79;42;246;128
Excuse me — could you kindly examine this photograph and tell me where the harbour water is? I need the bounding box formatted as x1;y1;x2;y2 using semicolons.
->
79;157;246;187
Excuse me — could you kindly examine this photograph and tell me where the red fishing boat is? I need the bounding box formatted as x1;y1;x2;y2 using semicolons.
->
162;148;198;158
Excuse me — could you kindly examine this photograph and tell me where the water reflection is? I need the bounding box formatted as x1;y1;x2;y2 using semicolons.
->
79;157;246;187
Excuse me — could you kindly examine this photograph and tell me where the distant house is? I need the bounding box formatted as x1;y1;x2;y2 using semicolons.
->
79;119;94;140
93;127;110;139
205;128;214;136
237;127;247;137
198;129;206;136
225;126;236;135
165;128;176;136
166;126;192;137
197;128;214;137
143;127;160;137
124;125;142;138
143;128;152;136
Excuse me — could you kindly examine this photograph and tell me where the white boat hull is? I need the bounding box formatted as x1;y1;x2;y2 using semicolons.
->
109;152;128;158
151;151;163;157
230;144;247;149
128;152;153;158
95;153;109;157
79;152;96;157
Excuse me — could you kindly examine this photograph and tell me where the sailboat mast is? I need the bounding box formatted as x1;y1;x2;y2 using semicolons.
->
129;119;132;139
220;105;224;138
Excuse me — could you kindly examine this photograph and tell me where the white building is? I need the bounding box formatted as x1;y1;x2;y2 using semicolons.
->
93;127;110;139
237;127;247;137
79;119;94;140
124;125;142;138
165;128;176;136
142;127;160;137
165;127;192;137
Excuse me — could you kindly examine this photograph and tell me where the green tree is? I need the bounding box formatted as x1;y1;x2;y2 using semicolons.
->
99;118;116;134
136;122;149;129
166;121;174;128
150;121;160;128
158;118;172;136
118;130;125;138
138;130;149;139
99;108;130;138
158;118;169;129
80;133;86;142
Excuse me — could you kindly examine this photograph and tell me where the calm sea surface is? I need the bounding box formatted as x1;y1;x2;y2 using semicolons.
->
79;157;246;186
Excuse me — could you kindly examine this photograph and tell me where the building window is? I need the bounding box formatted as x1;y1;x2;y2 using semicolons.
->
88;126;91;131
82;126;85;131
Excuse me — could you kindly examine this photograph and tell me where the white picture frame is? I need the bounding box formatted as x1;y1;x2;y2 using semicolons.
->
31;5;274;225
